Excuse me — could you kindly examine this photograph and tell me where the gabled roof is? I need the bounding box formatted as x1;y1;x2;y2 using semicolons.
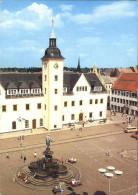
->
118;68;133;73
84;73;106;92
63;71;81;92
63;72;106;93
112;73;138;92
110;77;117;84
0;73;42;90
102;75;113;84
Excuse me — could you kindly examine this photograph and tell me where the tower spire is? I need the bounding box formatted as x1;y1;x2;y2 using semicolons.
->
50;19;56;39
76;56;81;73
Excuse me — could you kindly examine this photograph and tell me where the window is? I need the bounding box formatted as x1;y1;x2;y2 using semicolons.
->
2;105;6;112
64;101;67;107
55;89;58;94
55;75;58;81
77;87;79;91
71;114;75;120
62;115;65;121
54;105;58;111
25;120;29;128
13;105;17;111
45;104;46;110
79;100;83;106
54;125;57;128
89;99;92;104
37;103;41;109
95;99;98;104
63;87;67;93
12;121;16;129
45;75;47;81
40;118;43;126
99;111;103;117
89;112;93;118
71;101;75;106
45;88;46;94
26;104;30;110
100;99;103;104
85;86;87;91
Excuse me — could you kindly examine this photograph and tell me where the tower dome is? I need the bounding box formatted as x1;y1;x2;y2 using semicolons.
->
41;19;64;60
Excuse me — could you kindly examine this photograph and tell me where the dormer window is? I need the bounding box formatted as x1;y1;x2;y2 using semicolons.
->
63;87;67;93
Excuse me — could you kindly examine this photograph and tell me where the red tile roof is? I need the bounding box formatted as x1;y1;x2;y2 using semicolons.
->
118;68;133;73
112;73;138;92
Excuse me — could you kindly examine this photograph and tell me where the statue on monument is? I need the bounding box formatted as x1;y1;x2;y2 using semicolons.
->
46;134;51;150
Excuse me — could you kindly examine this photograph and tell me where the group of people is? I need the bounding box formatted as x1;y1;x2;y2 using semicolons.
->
18;171;31;184
52;185;64;194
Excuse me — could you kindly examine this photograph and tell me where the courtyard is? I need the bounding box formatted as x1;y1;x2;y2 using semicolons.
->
0;113;137;195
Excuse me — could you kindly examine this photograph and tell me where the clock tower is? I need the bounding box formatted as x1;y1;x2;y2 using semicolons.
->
41;19;65;131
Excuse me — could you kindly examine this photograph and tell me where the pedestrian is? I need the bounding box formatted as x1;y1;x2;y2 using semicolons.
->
82;123;84;127
34;152;37;158
24;156;26;163
6;153;9;159
61;157;64;164
106;149;110;156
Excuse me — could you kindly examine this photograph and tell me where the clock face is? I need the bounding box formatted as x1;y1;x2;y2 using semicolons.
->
54;63;59;69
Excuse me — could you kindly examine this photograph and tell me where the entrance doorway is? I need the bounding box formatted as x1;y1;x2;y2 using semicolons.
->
79;113;83;121
32;119;36;129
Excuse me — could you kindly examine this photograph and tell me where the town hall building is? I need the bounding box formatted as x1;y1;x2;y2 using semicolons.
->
0;21;107;133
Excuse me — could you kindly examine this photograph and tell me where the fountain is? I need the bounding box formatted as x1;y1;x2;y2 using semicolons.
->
28;134;68;179
15;134;81;190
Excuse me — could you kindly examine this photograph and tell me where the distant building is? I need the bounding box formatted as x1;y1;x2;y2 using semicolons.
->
0;21;107;133
110;73;138;116
90;64;113;109
101;75;113;109
105;67;137;77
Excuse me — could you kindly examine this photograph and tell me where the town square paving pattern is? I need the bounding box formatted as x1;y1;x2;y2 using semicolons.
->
0;115;137;195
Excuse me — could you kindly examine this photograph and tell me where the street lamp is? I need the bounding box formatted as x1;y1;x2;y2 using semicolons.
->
98;166;123;195
17;117;25;147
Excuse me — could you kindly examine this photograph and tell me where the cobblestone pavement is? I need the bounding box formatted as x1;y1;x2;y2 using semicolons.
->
0;112;137;195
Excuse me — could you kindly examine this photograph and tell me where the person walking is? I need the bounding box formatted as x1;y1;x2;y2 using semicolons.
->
24;156;26;163
34;152;37;158
6;153;9;159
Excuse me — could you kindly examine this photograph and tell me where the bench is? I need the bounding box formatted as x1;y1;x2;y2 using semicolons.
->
99;119;106;124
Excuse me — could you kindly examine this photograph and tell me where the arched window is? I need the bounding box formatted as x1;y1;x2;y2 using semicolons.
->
12;121;16;129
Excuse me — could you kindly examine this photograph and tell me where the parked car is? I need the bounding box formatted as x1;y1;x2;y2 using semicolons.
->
131;132;138;138
124;126;137;133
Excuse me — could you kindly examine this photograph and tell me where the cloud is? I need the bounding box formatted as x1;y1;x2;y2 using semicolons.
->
0;2;63;31
60;4;73;12
68;2;136;24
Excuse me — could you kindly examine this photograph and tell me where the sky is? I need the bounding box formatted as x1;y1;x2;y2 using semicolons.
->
0;0;137;69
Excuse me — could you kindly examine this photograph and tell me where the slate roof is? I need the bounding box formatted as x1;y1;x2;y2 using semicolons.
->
84;73;106;92
0;73;42;90
102;75;113;84
112;73;138;92
0;72;106;94
63;72;106;93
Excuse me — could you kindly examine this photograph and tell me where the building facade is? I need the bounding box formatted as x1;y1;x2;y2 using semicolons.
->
110;73;138;116
0;22;107;133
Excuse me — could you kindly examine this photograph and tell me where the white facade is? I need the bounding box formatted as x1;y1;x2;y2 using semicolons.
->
0;23;108;133
0;92;43;133
111;89;137;116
